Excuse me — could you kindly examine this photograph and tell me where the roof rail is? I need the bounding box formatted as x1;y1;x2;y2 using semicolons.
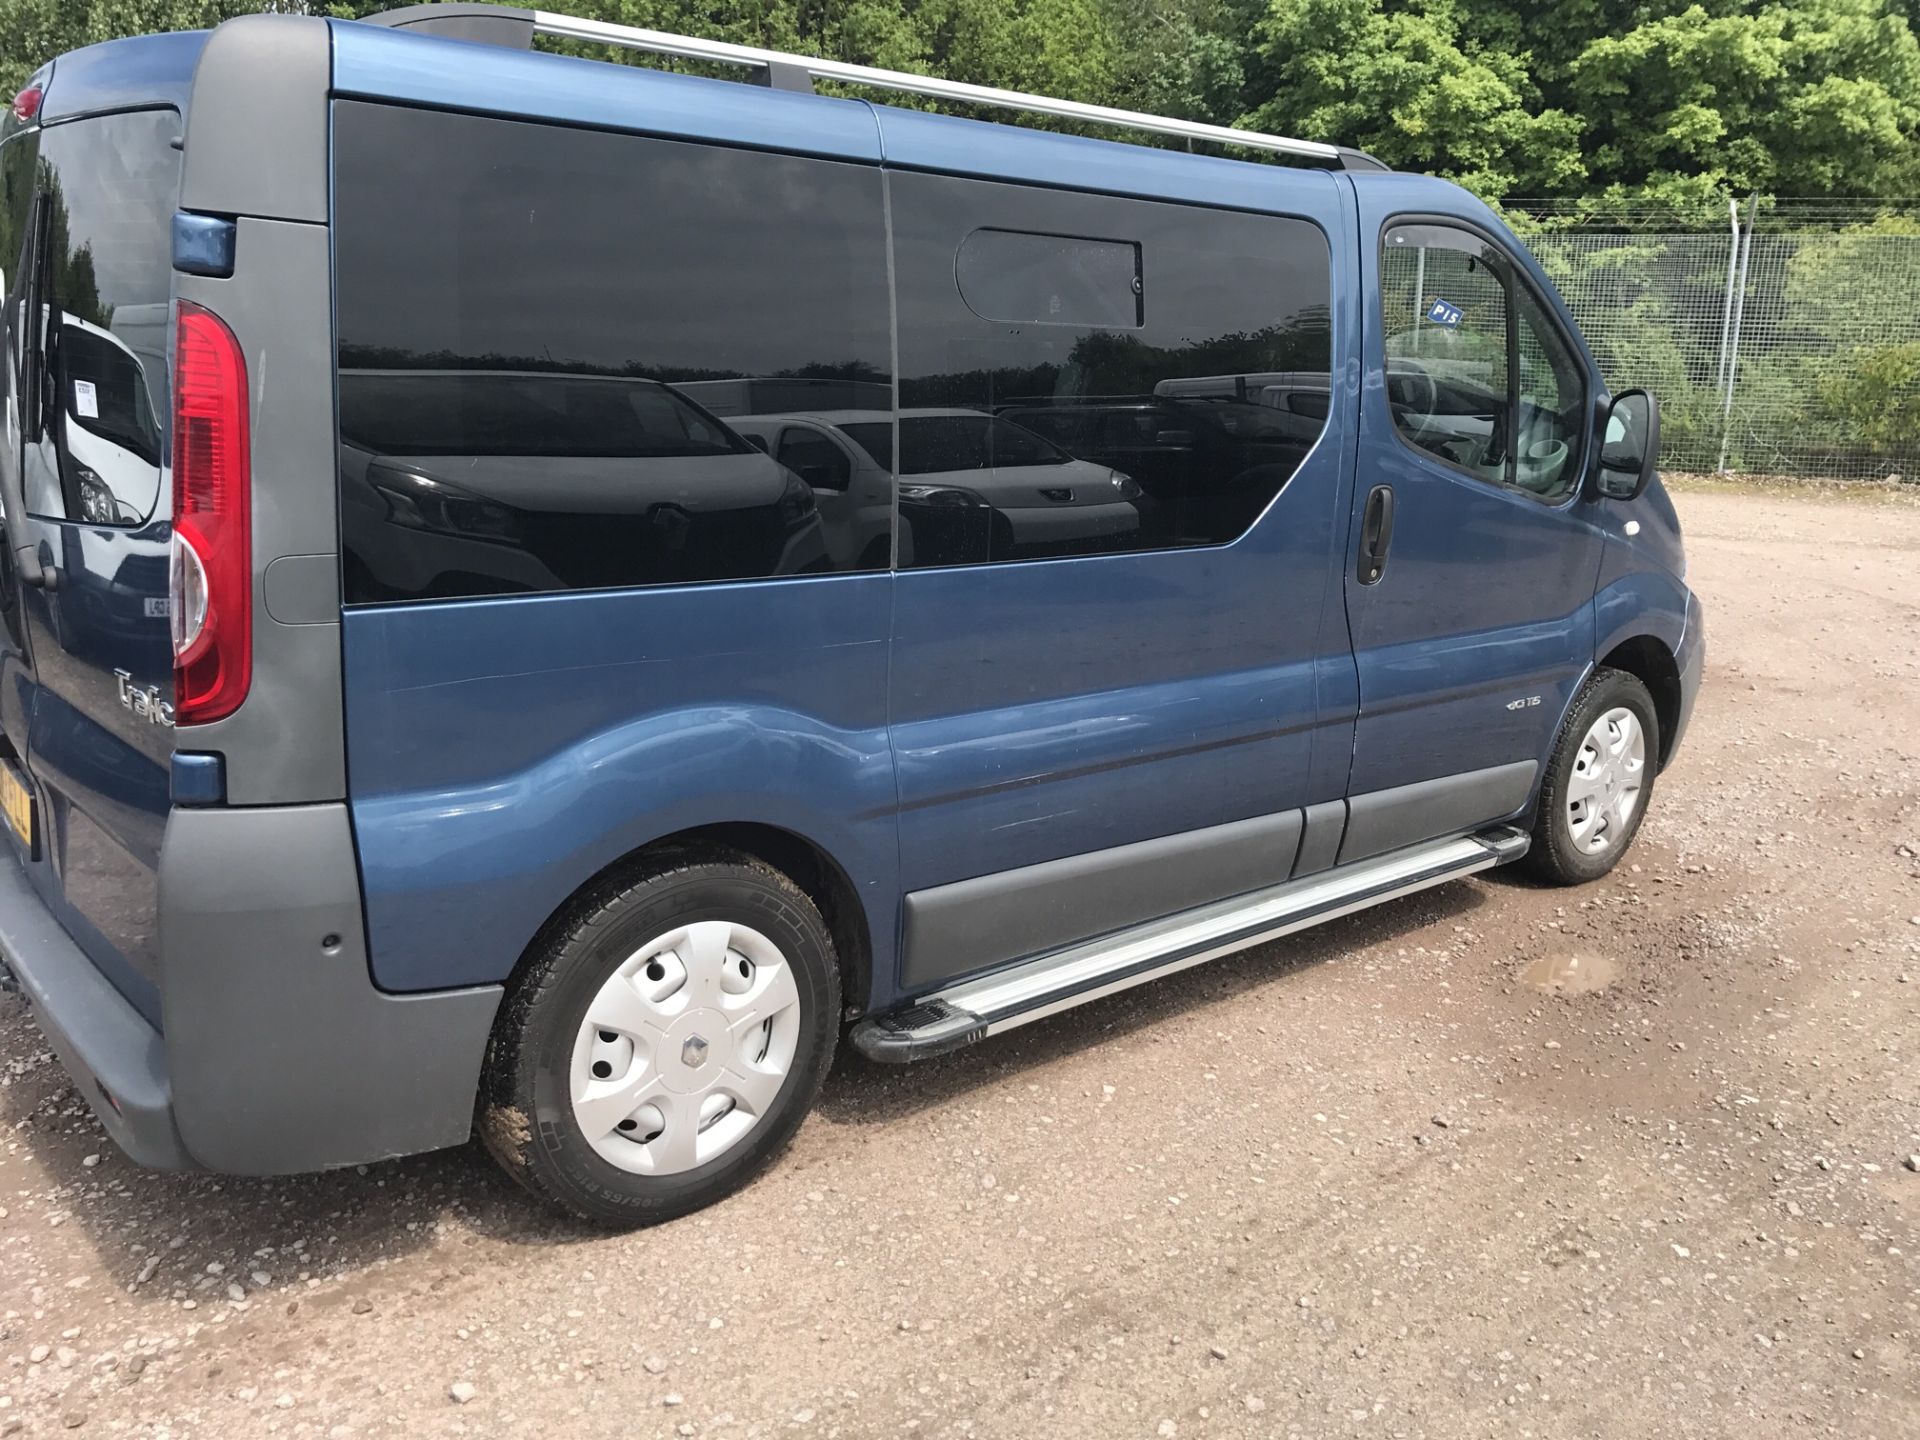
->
360;4;1388;171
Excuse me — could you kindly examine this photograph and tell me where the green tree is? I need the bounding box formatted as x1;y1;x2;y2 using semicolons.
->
1567;0;1920;202
1241;0;1586;195
1239;0;1920;202
4;0;1920;205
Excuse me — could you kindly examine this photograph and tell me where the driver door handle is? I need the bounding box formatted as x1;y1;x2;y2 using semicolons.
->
1358;484;1394;585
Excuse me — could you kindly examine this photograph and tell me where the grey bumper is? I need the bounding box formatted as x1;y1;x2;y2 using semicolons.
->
0;850;194;1169
5;803;504;1176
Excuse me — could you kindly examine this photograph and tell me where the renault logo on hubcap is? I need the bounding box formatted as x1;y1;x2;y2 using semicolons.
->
682;1034;710;1068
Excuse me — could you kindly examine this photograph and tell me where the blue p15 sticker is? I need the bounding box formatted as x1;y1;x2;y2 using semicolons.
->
1426;297;1463;329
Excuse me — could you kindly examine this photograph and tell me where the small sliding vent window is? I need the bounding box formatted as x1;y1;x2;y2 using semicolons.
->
956;229;1142;329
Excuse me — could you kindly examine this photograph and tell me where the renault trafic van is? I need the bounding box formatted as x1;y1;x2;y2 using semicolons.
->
0;5;1701;1225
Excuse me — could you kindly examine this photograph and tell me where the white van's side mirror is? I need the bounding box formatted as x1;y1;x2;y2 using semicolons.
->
1597;389;1659;501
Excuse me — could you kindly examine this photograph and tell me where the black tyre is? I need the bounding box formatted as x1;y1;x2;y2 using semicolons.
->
1523;668;1661;886
480;851;840;1227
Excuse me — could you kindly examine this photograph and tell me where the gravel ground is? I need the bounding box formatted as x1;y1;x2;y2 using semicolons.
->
2;487;1917;1439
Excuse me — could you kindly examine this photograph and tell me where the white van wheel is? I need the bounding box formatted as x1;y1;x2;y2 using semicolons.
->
1525;668;1660;887
1566;706;1647;855
480;852;839;1227
569;920;802;1176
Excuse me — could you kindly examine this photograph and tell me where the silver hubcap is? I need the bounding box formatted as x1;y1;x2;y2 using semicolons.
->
570;921;801;1175
1566;706;1646;855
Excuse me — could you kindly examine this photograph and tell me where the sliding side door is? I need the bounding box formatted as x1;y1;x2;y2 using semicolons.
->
883;159;1360;994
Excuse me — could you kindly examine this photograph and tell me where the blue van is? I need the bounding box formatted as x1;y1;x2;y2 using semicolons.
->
0;5;1701;1225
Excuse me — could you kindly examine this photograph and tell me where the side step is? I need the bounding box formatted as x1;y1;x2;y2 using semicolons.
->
851;826;1528;1062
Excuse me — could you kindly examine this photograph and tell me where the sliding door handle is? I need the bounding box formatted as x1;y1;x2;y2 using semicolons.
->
1358;484;1394;585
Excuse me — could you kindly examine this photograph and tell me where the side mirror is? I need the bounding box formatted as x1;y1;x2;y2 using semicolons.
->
1596;388;1659;501
741;433;770;454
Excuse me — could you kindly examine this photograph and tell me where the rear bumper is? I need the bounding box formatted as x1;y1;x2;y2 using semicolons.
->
0;848;194;1169
3;803;504;1176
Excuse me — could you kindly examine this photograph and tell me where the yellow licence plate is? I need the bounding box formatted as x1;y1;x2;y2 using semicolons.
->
0;764;33;854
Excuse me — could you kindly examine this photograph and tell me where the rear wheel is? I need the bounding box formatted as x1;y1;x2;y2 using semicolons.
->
481;852;839;1227
1524;668;1660;886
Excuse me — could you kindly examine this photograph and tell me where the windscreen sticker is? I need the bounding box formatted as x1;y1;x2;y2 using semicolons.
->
1425;298;1464;329
72;379;98;418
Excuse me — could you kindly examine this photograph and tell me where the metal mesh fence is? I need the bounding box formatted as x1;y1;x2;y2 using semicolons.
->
1718;232;1920;480
1527;232;1736;473
1517;207;1920;482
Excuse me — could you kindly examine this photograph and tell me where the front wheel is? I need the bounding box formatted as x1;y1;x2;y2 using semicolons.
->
480;852;840;1227
1524;668;1660;886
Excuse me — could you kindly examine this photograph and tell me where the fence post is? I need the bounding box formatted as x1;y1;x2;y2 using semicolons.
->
1716;193;1759;475
1712;198;1739;395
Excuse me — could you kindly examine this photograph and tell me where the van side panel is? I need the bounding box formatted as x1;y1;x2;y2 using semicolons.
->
343;584;899;993
330;92;901;997
876;136;1363;992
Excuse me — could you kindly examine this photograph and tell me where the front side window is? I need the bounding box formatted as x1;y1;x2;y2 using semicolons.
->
1380;222;1585;501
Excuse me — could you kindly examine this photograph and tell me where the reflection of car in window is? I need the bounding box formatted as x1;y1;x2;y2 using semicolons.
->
53;313;164;526
725;412;899;571
337;369;827;599
996;394;1313;545
737;408;1144;565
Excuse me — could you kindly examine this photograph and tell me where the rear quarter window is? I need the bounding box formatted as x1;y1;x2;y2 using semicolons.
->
331;103;895;602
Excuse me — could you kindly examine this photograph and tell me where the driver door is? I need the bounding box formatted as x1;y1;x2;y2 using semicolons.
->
1339;212;1605;862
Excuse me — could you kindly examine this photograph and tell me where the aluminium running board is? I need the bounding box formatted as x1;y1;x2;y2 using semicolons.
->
851;826;1529;1062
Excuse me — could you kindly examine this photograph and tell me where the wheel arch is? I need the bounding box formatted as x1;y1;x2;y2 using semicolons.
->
509;821;876;1016
1598;634;1682;770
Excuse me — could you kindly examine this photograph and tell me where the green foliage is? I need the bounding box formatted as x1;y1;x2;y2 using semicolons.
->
1243;0;1586;196
1817;341;1920;451
6;0;1920;205
1731;217;1920;471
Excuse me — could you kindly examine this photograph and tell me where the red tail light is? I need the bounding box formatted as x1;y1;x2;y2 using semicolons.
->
170;302;251;726
11;86;41;122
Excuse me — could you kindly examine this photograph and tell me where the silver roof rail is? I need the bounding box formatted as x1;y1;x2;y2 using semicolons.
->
361;4;1387;170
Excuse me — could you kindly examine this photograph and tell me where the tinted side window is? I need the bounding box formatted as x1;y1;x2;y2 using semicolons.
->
1513;283;1586;499
1380;223;1585;500
19;111;178;527
891;171;1332;568
332;103;894;603
1;131;38;436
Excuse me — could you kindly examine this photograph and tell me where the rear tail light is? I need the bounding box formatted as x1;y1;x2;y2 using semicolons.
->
169;302;251;726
